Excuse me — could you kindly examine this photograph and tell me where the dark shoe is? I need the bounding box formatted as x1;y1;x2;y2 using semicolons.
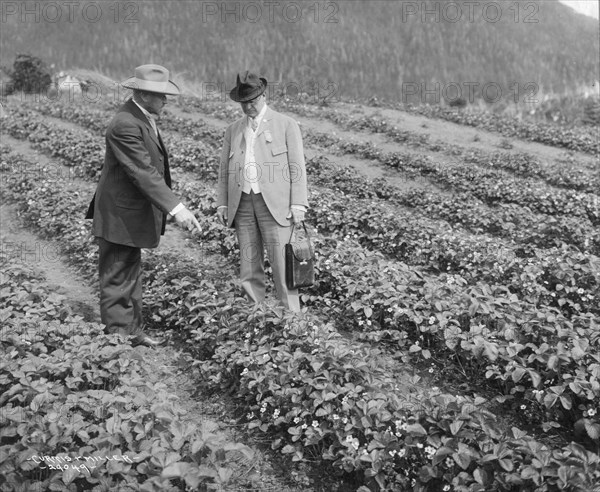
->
133;335;163;347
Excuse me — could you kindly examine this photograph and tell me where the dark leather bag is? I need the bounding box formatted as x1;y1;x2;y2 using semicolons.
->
285;222;315;289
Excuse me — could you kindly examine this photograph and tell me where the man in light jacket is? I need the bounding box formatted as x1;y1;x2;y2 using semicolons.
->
217;71;308;312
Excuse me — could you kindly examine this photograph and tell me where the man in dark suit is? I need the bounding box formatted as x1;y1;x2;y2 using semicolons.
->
217;71;308;312
86;64;201;346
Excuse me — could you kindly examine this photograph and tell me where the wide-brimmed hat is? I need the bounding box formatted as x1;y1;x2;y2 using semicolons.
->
121;64;180;95
230;71;267;102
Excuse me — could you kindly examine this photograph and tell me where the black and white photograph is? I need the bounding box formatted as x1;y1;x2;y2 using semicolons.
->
1;0;599;490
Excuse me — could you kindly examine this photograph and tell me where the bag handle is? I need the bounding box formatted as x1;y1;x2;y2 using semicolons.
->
289;221;310;243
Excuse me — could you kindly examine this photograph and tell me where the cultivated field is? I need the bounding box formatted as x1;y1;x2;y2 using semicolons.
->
1;87;599;491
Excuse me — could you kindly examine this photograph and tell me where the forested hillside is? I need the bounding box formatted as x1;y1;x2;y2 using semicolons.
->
2;0;598;101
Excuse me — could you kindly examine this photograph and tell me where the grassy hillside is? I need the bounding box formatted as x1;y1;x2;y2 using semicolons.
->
1;0;598;101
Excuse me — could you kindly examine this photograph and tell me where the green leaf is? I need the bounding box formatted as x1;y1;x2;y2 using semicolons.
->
107;459;128;474
453;452;473;470
559;395;572;410
558;466;569;485
196;464;218;479
584;421;600;439
547;355;559;371
316;407;329;417
406;423;427;436
521;466;540;480
418;465;437;481
106;414;124;434
62;466;80;484
474;467;489;486
217;466;233;483
432;446;455;466
483;341;498;361
571;346;585;360
528;370;541;388
151;451;182;468
499;458;514;471
511;427;527;439
511;367;526;383
288;426;301;435
162;462;192;478
30;392;49;412
450;420;464;435
224;443;254;460
543;392;558;409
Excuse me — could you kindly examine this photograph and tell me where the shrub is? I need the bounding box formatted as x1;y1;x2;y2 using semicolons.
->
7;54;52;94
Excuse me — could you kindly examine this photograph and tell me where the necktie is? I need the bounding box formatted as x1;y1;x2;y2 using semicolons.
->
250;117;258;131
150;118;158;138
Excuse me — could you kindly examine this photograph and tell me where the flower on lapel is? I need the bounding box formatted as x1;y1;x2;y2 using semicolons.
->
264;130;273;143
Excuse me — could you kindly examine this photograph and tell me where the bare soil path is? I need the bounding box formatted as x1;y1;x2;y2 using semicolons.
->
328;101;599;168
0;134;312;492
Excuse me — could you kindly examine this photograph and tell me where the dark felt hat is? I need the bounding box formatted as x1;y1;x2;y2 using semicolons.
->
229;71;267;102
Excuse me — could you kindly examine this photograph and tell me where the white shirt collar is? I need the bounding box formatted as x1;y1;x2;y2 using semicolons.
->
132;98;156;125
247;103;268;130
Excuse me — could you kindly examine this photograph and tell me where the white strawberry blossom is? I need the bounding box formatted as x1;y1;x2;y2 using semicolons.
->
345;435;360;450
425;446;436;459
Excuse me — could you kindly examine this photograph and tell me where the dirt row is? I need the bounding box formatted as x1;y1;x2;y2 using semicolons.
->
165;98;598;198
303;99;599;168
0;134;313;492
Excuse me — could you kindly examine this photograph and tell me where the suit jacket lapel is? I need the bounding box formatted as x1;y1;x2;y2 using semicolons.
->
232;118;245;151
143;119;162;152
255;107;272;138
125;99;164;153
148;126;163;152
123;99;169;189
157;130;168;156
159;131;172;188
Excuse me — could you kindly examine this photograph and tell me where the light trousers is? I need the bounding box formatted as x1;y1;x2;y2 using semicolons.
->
234;191;300;312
